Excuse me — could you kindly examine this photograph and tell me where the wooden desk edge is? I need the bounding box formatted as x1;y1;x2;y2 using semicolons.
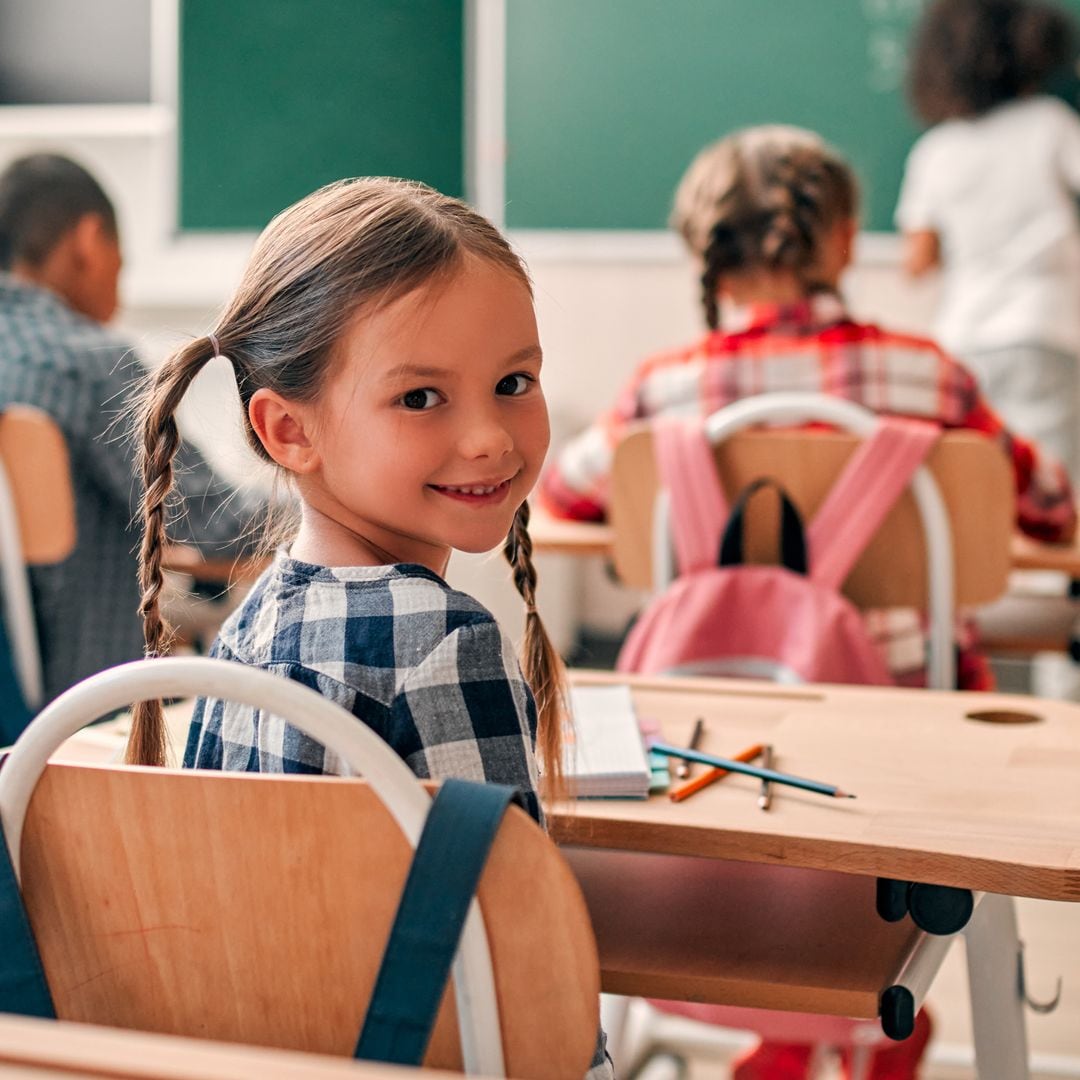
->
0;1014;468;1078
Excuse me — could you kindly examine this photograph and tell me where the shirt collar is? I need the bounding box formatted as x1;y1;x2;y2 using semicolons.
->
0;272;64;310
725;292;849;335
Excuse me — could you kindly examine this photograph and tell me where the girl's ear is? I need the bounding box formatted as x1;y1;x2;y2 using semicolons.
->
248;388;320;474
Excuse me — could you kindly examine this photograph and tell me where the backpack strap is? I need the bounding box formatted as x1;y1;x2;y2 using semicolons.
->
719;477;808;574
0;820;57;1019
653;418;729;575
355;778;521;1065
807;417;940;591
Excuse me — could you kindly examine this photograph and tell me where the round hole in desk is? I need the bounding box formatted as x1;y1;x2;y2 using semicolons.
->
965;709;1043;725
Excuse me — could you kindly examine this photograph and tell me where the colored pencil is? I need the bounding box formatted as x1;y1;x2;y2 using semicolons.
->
651;742;856;800
669;742;763;802
758;744;775;810
674;717;706;780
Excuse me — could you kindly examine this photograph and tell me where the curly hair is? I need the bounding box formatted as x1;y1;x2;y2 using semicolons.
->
907;0;1075;125
670;126;858;331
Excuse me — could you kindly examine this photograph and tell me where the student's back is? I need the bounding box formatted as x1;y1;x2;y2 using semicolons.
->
897;0;1080;474
186;557;542;821
899;94;1080;358
0;155;253;701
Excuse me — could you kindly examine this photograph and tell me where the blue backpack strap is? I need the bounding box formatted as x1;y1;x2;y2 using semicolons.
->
0;827;56;1018
354;778;520;1065
0;615;32;745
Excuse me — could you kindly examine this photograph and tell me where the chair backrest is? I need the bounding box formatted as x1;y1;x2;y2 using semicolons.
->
0;406;76;565
0;659;600;1079
0;405;76;712
611;425;1013;608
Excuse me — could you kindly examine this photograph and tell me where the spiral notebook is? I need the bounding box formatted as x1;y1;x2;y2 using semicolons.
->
565;684;652;799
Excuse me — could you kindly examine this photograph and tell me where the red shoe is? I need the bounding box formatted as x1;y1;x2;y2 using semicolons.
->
841;1008;933;1080
731;1039;815;1080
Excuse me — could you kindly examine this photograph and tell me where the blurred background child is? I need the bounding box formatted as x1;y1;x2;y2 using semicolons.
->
897;0;1080;477
543;125;1074;698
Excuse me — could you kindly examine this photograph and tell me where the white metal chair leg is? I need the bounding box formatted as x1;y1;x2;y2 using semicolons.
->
964;893;1030;1080
846;1045;873;1080
806;1043;833;1079
599;994;634;1072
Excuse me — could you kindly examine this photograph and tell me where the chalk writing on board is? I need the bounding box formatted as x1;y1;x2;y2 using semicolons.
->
862;0;924;93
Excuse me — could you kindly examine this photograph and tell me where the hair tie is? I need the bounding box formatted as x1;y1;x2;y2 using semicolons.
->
208;332;221;358
525;602;537;615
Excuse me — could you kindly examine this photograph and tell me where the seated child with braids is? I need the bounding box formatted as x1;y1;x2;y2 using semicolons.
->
125;178;611;1077
542;124;1075;697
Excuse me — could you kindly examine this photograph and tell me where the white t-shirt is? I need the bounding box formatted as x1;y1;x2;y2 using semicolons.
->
896;95;1080;356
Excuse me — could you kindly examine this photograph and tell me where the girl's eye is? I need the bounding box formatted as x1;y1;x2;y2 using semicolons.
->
399;388;441;410
496;373;533;397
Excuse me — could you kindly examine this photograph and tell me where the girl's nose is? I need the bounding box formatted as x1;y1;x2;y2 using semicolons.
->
459;412;514;460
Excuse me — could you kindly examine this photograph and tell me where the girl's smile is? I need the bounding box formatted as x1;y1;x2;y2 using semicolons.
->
428;474;517;505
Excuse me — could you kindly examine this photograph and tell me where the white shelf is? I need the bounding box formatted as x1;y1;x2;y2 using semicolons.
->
0;104;173;139
512;229;902;267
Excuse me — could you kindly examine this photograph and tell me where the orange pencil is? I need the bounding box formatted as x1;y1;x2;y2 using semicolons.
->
669;743;764;802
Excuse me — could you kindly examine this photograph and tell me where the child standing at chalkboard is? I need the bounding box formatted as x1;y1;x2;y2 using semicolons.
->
897;0;1080;477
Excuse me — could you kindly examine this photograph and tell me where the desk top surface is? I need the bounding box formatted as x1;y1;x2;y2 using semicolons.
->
552;671;1080;903
530;506;1080;576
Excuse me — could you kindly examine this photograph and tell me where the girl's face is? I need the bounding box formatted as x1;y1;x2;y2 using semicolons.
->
295;255;549;572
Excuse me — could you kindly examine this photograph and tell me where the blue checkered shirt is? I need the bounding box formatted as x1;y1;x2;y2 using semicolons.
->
185;556;543;821
0;276;256;702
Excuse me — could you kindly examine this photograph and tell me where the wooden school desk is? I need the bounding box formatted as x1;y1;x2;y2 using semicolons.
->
0;1014;476;1079
551;670;1080;1080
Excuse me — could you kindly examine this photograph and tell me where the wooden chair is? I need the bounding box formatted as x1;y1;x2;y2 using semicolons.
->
0;405;76;711
0;658;600;1079
610;393;1015;690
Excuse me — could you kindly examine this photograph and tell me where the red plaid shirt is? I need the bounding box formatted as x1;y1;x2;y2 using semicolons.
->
541;296;1077;688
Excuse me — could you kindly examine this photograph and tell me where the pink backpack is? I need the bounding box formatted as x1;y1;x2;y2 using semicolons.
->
616;416;940;685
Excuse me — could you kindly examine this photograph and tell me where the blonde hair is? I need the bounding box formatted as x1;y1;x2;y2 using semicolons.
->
671;126;858;329
127;178;566;797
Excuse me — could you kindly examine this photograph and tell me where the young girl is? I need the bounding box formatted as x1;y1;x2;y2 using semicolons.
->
543;125;1075;694
897;0;1080;477
124;178;610;1076
542;126;1076;1078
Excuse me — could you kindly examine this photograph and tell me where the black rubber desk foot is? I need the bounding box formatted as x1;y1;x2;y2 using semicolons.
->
875;878;973;935
876;878;909;922
879;985;915;1041
908;883;974;935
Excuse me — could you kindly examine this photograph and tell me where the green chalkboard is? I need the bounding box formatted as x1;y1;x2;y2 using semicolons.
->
180;0;463;231
504;0;1080;232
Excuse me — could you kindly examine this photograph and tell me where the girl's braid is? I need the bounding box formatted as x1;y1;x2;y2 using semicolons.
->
701;222;742;331
759;146;846;293
125;336;219;766
503;499;566;798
